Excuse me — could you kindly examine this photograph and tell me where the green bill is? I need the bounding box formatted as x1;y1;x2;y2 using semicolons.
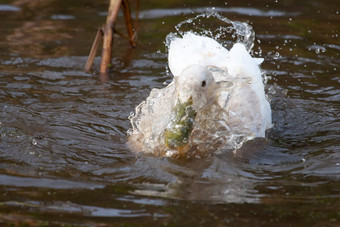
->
164;98;196;150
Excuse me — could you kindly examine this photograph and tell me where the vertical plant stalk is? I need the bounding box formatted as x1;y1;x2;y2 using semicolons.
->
122;0;136;48
84;27;103;72
100;0;122;75
85;0;138;74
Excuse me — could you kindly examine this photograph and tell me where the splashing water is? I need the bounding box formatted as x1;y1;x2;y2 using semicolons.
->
168;11;255;52
128;12;269;158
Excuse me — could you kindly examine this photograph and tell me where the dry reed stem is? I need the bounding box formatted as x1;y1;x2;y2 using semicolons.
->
84;27;103;72
85;0;139;74
122;0;136;48
100;0;121;75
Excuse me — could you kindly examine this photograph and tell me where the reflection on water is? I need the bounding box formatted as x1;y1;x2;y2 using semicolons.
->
138;7;300;19
0;0;339;225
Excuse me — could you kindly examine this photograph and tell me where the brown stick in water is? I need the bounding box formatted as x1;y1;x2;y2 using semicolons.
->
84;27;104;73
122;0;136;48
100;0;122;76
85;0;139;75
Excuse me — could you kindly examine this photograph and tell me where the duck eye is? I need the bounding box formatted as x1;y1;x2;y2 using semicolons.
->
201;80;206;87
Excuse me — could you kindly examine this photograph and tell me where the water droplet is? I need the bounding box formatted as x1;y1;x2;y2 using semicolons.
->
32;138;37;146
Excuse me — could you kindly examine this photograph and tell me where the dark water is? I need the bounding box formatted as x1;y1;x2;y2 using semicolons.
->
0;0;339;225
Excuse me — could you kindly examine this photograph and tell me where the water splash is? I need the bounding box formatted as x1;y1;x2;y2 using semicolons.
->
166;11;255;52
128;79;253;158
129;12;265;158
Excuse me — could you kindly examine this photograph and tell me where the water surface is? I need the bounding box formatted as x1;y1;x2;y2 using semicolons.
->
0;0;339;225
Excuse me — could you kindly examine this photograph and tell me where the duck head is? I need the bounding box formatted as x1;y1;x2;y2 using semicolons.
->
175;65;217;111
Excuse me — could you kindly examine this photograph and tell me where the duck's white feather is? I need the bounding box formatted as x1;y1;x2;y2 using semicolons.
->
168;33;272;137
169;33;229;77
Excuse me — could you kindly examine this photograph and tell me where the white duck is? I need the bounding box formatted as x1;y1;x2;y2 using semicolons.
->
128;32;272;158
